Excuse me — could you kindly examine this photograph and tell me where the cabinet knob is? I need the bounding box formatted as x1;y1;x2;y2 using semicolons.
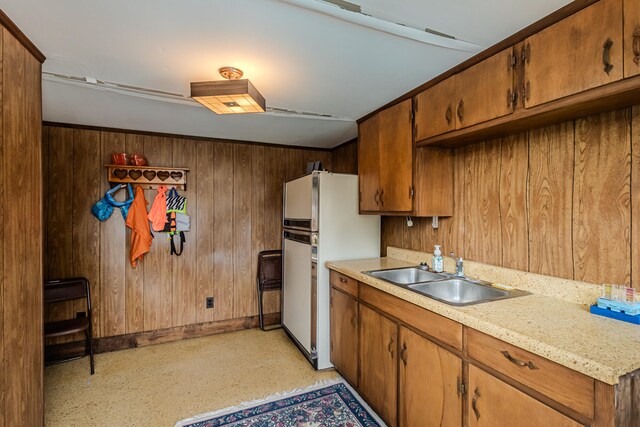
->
456;99;464;122
602;38;614;75
387;336;394;358
472;387;481;420
445;105;453;124
399;342;407;366
633;26;640;65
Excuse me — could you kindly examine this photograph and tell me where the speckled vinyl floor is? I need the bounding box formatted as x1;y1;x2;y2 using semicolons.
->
45;328;338;426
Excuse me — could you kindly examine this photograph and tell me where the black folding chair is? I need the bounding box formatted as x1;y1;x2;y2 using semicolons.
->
256;250;282;331
44;277;95;374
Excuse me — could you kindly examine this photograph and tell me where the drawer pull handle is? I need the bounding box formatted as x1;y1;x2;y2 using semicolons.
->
634;26;640;65
387;337;394;358
501;350;538;370
339;277;347;283
400;342;408;366
603;38;614;75
456;99;464;122
445;105;453;124
472;387;481;420
374;189;380;206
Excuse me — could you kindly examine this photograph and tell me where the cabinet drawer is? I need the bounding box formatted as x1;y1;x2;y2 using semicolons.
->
360;284;462;351
330;270;358;297
467;329;594;418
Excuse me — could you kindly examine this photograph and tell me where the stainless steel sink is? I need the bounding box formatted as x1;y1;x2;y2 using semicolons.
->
366;267;446;285
408;279;527;306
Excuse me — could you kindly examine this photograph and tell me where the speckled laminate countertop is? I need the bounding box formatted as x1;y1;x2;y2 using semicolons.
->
326;256;640;385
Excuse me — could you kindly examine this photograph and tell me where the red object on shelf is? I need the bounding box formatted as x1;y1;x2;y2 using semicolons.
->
111;152;130;165
131;153;148;166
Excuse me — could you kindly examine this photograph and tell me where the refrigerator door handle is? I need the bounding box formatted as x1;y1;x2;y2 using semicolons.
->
283;230;312;245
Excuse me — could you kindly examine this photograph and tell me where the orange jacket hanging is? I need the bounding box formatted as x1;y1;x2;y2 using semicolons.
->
126;186;153;267
148;185;169;231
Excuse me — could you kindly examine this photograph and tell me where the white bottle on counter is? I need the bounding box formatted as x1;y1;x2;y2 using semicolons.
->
433;245;444;273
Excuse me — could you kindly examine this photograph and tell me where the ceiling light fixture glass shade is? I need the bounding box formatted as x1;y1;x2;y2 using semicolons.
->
191;67;266;115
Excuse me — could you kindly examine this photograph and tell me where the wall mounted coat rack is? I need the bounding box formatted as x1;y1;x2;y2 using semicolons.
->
105;165;189;191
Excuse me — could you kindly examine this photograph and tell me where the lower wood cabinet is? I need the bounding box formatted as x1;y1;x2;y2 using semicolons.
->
359;304;398;427
399;326;462;427
467;365;584;427
329;287;358;387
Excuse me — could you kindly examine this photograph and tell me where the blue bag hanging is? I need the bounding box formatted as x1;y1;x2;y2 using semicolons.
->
91;197;114;221
105;184;135;220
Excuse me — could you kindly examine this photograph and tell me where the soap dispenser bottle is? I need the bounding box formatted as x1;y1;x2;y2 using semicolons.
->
433;245;444;273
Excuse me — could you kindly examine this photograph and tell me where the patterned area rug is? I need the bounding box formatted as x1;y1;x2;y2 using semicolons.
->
174;379;385;427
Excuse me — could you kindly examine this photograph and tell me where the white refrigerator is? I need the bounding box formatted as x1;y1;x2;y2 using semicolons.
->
282;171;380;369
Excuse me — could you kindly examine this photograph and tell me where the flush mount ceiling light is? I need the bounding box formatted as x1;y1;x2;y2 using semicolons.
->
190;66;266;115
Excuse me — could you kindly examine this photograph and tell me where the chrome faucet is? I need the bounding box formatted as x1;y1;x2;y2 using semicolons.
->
449;252;464;277
419;261;430;271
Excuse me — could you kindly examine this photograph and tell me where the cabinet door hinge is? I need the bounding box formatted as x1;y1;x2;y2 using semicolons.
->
457;378;467;397
409;186;415;199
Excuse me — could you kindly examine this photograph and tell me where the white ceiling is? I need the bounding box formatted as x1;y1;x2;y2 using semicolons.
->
2;0;572;148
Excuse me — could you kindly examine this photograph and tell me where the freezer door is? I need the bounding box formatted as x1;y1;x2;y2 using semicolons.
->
282;237;312;354
283;174;313;224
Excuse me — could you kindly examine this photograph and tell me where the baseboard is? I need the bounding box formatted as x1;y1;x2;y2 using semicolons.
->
44;313;281;360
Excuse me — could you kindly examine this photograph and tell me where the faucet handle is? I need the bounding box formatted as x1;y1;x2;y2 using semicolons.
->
419;261;430;271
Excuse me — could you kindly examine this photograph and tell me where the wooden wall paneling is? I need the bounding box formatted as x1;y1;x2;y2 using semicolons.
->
573;109;631;285
172;138;198;326
499;133;529;270
43;126;74;342
251;145;265;316
443;147;467;258
72;129;101;338
632;106;640;288
331;141;358;174
142;136;174;330
402;216;426;252
195;141;215;323
100;131;127;336
124;133;145;333
233;144;254;318
625;0;640;78
212;142;234;321
0;27;4;424
528;123;575;279
381;217;406;256
463;140;503;265
3;28;43;426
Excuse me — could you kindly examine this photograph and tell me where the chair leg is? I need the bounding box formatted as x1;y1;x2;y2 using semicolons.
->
258;288;265;331
87;330;95;375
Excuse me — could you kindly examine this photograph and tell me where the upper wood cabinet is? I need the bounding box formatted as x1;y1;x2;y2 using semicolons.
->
398;326;462;427
415;48;515;141
523;0;623;108
358;99;413;214
359;304;398;427
625;0;640;78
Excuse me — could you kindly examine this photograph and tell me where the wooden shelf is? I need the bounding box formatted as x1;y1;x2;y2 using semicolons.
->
417;74;640;148
105;165;189;190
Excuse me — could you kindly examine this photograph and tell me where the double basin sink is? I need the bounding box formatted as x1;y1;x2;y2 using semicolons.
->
364;267;528;306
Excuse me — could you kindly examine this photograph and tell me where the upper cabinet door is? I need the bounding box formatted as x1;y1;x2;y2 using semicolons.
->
415;77;458;141
378;99;413;213
358;115;381;212
455;48;516;128
624;0;640;77
524;0;623;108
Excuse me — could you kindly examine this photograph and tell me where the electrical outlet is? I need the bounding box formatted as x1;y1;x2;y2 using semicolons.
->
206;297;214;309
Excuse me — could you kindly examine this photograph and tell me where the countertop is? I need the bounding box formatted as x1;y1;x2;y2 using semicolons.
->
326;256;640;385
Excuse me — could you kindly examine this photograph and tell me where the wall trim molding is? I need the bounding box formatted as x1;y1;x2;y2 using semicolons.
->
44;121;336;152
0;9;45;63
45;314;281;360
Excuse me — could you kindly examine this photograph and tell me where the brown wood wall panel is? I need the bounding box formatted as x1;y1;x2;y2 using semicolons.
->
2;27;43;426
573;110;631;285
172;138;198;327
332;141;358;174
382;106;640;289
464;140;503;265
499;133;529;271
72;129;101;337
212;142;234;321
143;136;174;331
195;141;215;323
100;132;127;336
0;27;4;425
528;123;575;279
632;106;640;287
124;133;145;333
233;144;254;318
